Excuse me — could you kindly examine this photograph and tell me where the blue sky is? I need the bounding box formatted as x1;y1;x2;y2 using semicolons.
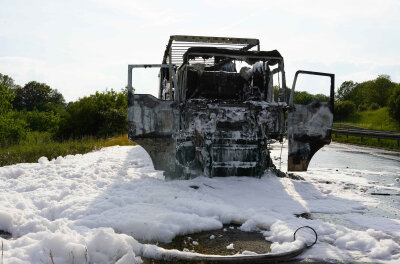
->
1;0;399;101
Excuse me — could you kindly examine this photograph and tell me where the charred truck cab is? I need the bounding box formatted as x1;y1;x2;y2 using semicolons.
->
128;35;334;178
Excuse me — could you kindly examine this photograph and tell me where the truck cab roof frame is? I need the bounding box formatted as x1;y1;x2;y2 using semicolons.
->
162;35;260;67
182;47;283;66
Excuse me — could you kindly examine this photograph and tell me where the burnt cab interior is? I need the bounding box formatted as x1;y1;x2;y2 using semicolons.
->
159;47;285;103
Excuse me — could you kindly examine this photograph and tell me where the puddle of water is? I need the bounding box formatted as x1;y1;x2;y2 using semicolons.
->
142;224;271;264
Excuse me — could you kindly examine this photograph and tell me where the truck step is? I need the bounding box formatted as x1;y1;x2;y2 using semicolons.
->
211;162;259;177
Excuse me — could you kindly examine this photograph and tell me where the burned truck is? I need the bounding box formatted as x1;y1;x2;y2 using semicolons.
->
128;35;334;178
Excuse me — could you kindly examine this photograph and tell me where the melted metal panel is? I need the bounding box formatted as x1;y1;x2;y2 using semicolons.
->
287;70;335;171
127;94;179;138
288;102;333;171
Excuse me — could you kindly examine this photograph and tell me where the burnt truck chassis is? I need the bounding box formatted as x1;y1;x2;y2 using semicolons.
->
128;36;334;178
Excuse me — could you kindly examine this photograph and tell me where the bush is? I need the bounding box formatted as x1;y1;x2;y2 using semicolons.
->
369;102;380;110
0;112;27;146
358;104;368;111
293;91;315;105
57;89;127;139
0;133;135;167
25;110;60;132
313;94;330;102
11;110;61;133
0;82;15;113
388;86;400;123
334;100;356;119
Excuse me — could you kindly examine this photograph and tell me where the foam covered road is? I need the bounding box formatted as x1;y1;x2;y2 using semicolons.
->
1;142;399;263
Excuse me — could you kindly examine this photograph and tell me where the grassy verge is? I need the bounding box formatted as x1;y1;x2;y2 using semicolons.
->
335;107;400;131
0;132;136;167
332;134;400;151
333;107;400;151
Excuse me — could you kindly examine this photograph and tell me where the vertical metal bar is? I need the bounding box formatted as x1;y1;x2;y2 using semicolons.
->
169;47;173;100
171;65;178;100
269;70;274;102
128;65;133;94
280;63;287;104
183;66;188;102
158;68;163;99
330;74;335;113
290;72;298;105
263;62;267;101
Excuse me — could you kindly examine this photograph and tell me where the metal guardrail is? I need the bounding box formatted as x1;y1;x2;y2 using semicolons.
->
332;123;400;146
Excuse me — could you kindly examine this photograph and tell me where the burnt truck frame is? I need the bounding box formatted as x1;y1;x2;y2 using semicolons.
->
128;35;334;178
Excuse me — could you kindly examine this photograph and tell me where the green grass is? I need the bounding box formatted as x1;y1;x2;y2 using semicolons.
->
0;132;136;167
332;134;400;151
333;107;400;150
335;107;400;131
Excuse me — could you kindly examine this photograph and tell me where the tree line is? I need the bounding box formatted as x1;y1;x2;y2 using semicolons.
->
0;73;127;146
335;75;400;121
1;72;400;147
275;74;400;122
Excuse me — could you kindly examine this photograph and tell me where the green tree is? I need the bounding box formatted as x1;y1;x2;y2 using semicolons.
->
388;85;400;123
337;81;357;102
0;81;14;114
0;74;27;146
283;87;330;104
13;81;65;112
58;89;127;138
12;110;61;133
0;73;19;113
293;91;317;105
337;76;396;107
313;93;330;102
365;75;395;107
0;114;27;146
334;100;356;120
0;73;20;90
348;82;368;107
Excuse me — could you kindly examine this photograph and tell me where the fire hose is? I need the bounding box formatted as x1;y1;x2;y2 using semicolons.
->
140;226;317;263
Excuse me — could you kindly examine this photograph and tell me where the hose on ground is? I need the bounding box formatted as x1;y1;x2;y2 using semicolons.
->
141;225;317;263
294;226;317;247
